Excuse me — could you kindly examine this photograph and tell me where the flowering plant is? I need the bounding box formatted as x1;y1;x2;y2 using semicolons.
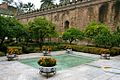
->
65;45;72;49
7;48;18;55
100;49;110;54
38;57;56;67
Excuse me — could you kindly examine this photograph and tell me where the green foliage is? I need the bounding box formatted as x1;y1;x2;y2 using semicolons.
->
23;2;35;12
94;28;120;48
0;16;27;46
0;16;14;46
10;18;28;38
28;17;57;49
22;46;35;53
40;0;54;9
29;17;56;40
49;45;65;51
0;45;7;53
94;32;112;48
112;29;120;47
71;45;120;56
60;0;70;4
84;22;116;48
110;47;120;56
15;2;35;13
0;51;5;56
62;28;84;44
84;22;110;39
15;1;25;13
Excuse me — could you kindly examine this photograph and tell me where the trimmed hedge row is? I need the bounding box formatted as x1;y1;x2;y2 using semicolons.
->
70;45;120;56
0;51;5;56
21;44;120;56
1;44;119;56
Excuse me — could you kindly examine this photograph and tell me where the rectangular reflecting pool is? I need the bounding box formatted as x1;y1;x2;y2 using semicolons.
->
19;54;97;71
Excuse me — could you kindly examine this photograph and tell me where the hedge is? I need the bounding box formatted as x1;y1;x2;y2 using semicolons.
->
70;45;120;56
0;51;5;56
6;44;120;56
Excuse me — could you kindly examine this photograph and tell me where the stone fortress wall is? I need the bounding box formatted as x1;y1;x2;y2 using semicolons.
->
16;0;120;33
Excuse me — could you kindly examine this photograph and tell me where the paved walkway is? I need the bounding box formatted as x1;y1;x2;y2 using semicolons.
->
0;51;120;80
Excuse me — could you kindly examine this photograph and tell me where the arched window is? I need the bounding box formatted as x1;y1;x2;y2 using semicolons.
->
99;3;108;23
64;20;69;30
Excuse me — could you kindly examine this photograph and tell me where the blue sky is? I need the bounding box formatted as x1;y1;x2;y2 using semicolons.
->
0;0;60;9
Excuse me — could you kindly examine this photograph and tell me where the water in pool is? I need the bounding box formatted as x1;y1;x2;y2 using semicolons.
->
19;54;96;71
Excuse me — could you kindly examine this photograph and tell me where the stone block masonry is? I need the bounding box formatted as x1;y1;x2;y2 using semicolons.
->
16;0;120;32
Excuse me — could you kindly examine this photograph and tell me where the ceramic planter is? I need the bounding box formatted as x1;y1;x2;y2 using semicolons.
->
100;54;110;59
39;66;56;73
6;54;17;61
39;66;56;77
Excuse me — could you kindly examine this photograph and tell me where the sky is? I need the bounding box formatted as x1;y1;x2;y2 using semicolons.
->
0;0;60;9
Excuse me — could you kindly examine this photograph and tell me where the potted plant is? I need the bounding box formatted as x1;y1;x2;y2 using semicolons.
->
66;45;73;54
38;57;57;77
100;49;110;59
42;46;48;56
7;48;18;61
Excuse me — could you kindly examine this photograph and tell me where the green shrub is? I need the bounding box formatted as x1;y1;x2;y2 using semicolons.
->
92;48;101;54
69;45;119;56
0;51;5;56
8;42;24;46
41;44;65;51
51;46;59;51
99;48;110;54
0;45;7;53
50;45;64;51
34;47;40;52
71;45;87;52
22;46;35;53
110;47;120;56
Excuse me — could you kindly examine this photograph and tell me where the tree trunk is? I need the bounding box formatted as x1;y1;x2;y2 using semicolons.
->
39;37;44;51
70;40;72;44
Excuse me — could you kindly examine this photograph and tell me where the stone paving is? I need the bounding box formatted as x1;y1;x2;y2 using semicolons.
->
0;51;120;80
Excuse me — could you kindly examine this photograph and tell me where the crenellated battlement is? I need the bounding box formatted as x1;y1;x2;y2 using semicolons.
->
17;0;112;19
17;0;93;16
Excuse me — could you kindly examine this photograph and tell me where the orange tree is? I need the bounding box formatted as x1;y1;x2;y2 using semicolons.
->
62;28;84;44
0;16;26;46
84;22;110;40
94;27;120;48
28;17;57;50
0;16;27;53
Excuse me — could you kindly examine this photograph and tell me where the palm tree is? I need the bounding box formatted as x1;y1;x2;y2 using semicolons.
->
24;2;35;12
40;0;54;9
15;2;35;13
14;1;25;14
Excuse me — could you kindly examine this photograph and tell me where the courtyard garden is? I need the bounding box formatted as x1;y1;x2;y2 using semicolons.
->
0;0;120;80
0;9;120;80
0;16;120;57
